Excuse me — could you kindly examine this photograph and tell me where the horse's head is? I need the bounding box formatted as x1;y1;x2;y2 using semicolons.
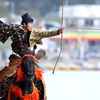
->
19;50;36;80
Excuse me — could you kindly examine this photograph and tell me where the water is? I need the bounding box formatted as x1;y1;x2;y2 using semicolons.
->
43;70;100;100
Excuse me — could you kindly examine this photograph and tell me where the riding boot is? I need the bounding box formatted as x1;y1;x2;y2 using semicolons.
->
35;49;46;60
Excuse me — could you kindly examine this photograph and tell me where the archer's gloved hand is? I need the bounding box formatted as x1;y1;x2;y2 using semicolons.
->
57;28;65;35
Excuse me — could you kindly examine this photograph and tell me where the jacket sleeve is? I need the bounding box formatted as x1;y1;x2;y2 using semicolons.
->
0;21;22;43
31;28;59;40
0;20;13;43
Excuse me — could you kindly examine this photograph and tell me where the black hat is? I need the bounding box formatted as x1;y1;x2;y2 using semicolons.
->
21;13;33;25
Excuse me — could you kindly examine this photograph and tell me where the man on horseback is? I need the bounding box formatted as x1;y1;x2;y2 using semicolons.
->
0;13;64;100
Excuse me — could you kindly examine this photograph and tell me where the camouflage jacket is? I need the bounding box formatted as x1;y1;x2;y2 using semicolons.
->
29;28;59;47
0;20;59;55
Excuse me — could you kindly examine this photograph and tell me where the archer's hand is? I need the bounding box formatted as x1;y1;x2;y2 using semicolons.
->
19;26;27;32
58;28;65;34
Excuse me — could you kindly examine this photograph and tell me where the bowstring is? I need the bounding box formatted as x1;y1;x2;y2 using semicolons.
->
52;0;64;74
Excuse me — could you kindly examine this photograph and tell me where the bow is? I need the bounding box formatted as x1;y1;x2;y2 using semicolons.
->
52;0;64;74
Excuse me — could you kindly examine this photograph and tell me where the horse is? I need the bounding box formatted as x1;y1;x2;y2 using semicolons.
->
6;50;40;100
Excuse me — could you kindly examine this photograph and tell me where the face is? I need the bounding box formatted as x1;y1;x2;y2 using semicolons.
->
26;22;33;31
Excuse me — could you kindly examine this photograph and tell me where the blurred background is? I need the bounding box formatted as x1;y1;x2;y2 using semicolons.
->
0;0;100;100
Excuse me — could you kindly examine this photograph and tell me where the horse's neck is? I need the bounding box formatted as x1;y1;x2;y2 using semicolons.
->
14;80;33;95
